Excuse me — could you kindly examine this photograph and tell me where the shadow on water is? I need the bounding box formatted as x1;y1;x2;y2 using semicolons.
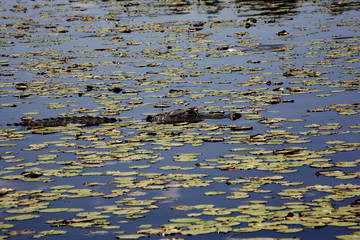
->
323;1;360;14
234;0;300;16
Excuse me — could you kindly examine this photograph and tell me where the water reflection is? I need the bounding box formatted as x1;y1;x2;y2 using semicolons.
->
240;43;288;52
161;182;182;201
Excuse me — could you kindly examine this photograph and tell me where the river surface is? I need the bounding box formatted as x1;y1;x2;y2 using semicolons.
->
0;0;359;239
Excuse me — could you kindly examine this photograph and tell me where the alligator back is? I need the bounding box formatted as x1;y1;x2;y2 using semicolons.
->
11;116;119;128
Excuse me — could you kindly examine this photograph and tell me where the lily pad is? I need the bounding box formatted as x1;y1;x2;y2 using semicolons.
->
4;214;40;221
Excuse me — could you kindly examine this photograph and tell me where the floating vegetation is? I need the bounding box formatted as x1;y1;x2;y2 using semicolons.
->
0;0;359;239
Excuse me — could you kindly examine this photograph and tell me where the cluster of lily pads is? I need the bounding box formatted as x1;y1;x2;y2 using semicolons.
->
0;0;359;239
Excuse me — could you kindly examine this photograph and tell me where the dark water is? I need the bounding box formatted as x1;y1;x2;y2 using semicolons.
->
0;0;359;239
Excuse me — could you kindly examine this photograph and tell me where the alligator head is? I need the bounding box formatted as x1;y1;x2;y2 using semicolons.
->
146;107;241;124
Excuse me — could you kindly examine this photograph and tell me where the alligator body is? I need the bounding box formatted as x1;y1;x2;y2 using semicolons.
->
11;116;119;128
146;107;241;124
8;107;240;129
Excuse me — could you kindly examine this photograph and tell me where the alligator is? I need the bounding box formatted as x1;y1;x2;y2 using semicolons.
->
10;115;119;129
7;107;241;129
146;107;241;124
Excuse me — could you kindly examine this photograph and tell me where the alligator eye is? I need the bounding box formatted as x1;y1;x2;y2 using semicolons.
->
229;112;242;120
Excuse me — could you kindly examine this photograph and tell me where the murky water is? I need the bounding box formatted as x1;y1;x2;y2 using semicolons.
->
0;0;359;239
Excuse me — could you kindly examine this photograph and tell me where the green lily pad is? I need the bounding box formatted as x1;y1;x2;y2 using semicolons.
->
4;214;40;221
310;162;334;168
336;232;360;240
169;218;202;223
32;230;68;238
204;191;226;196
181;227;217;235
116;234;147;239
